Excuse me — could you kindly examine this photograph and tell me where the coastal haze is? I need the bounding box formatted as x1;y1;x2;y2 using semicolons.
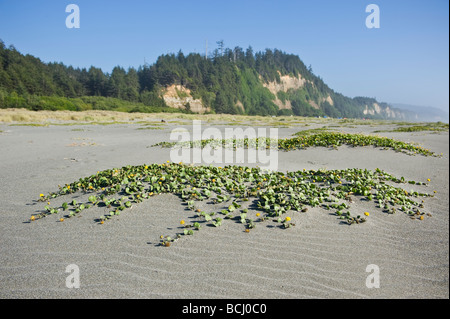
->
390;103;449;123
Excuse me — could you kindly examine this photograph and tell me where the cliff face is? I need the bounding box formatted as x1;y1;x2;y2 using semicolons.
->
262;73;305;94
261;73;305;110
161;76;411;120
362;103;409;119
262;75;337;111
162;84;210;114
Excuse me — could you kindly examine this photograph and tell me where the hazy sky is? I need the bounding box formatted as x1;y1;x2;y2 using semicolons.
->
0;0;448;111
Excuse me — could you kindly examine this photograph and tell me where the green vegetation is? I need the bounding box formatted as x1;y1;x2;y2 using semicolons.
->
10;121;130;127
153;132;441;157
136;126;165;130
9;123;50;127
0;94;186;114
292;127;332;136
30;163;434;246
1;39;398;118
390;122;448;132
288;132;440;156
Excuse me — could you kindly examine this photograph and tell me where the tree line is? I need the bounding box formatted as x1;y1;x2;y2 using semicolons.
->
0;39;385;118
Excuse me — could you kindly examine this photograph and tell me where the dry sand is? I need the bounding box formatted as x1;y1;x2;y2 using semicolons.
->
0;116;448;299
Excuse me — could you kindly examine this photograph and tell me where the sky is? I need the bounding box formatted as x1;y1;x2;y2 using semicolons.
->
0;0;448;112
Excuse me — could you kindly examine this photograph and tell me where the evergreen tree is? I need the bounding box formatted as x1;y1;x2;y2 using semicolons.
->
87;66;107;96
108;66;127;98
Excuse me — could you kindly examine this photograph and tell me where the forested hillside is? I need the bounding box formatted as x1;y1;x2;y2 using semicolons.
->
0;39;406;119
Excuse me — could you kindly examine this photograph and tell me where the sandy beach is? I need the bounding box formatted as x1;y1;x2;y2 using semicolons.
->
0;113;448;299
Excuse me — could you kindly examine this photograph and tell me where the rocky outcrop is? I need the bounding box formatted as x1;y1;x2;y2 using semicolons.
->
162;78;409;120
261;73;301;110
324;95;334;106
162;85;210;114
261;73;334;110
363;103;408;119
262;73;306;94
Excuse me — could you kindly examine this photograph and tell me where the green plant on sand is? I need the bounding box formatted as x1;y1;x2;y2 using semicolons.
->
152;132;441;157
30;162;435;247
